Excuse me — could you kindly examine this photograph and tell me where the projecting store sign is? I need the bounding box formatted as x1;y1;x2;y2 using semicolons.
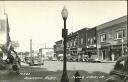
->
0;15;7;45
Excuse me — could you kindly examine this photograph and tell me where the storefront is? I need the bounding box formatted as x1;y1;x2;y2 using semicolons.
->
111;44;127;60
98;44;127;61
69;47;77;56
85;47;97;59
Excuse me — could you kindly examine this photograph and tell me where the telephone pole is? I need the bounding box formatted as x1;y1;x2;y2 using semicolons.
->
30;38;32;58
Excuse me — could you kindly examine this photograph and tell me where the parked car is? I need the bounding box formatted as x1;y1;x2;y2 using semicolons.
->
29;57;44;66
52;58;57;61
106;55;128;82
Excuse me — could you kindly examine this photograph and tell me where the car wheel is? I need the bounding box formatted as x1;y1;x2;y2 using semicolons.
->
106;75;121;82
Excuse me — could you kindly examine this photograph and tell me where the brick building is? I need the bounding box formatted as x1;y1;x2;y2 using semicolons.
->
54;40;64;60
86;27;97;59
67;32;78;57
97;15;127;61
77;28;88;61
54;15;127;62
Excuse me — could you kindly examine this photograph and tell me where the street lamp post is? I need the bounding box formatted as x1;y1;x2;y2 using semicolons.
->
127;25;128;54
122;31;124;56
61;6;69;82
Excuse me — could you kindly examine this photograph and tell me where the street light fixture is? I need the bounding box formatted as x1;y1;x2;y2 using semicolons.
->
61;6;69;82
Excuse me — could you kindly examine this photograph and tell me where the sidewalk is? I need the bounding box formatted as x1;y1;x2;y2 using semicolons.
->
100;60;116;63
0;62;29;75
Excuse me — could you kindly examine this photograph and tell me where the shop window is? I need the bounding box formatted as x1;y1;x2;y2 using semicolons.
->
100;34;106;42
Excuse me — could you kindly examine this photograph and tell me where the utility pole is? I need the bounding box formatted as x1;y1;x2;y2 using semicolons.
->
30;38;32;59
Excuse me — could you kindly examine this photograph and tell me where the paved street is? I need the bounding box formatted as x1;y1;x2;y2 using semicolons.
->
42;61;115;73
0;61;115;82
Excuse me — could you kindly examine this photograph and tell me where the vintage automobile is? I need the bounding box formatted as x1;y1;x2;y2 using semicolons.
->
106;55;128;82
29;57;44;66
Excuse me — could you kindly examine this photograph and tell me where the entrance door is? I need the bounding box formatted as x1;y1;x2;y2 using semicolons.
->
102;50;105;60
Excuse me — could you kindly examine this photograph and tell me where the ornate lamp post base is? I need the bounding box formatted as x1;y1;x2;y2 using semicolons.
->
61;72;69;82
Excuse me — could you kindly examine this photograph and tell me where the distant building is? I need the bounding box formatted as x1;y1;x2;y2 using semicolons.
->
67;32;78;58
97;15;127;61
54;40;63;60
86;27;97;59
39;48;54;60
76;28;88;61
66;27;89;61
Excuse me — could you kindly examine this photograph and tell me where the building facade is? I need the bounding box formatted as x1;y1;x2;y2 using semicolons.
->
54;40;64;60
97;15;127;61
67;32;78;58
54;15;127;62
77;28;88;61
86;27;97;59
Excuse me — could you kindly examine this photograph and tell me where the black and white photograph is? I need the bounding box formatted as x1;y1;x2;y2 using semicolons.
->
0;0;127;82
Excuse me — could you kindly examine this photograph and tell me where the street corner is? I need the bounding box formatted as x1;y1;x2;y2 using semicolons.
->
0;70;9;75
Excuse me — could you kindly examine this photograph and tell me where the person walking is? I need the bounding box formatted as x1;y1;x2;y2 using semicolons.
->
111;53;115;61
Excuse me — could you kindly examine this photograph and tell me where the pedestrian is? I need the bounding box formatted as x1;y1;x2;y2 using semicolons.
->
111;53;115;61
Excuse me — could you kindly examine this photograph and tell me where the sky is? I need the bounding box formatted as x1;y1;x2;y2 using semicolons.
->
0;1;127;51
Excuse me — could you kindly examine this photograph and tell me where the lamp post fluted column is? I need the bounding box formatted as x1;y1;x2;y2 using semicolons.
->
61;6;69;82
127;25;128;54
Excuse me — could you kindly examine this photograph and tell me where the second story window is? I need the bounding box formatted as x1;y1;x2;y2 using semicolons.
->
100;34;106;42
81;38;83;44
93;37;96;44
108;32;113;39
123;29;126;37
116;30;123;39
90;38;93;44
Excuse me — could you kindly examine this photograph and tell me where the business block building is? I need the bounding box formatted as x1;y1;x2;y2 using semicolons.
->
97;15;127;61
54;15;127;61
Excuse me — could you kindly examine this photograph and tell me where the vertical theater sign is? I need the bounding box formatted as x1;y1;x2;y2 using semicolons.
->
0;15;7;59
